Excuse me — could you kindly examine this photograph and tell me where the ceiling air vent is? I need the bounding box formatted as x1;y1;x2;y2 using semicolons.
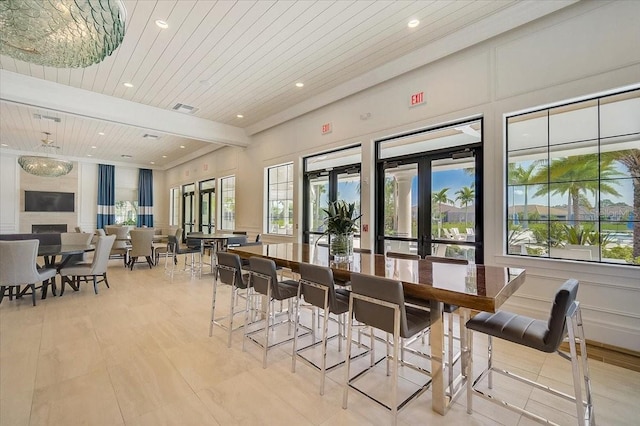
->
172;103;199;114
143;134;159;140
33;114;61;123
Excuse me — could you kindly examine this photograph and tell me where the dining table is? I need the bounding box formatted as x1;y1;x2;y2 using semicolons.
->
229;242;526;416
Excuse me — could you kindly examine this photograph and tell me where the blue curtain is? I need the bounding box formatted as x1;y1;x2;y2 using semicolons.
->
97;164;115;228
137;168;154;227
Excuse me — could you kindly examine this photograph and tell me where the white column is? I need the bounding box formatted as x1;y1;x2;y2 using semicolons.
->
395;172;414;238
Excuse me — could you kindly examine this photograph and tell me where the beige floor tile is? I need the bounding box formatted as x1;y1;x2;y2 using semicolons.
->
0;390;33;426
34;335;105;389
107;350;195;421
1;346;39;395
125;393;219;426
30;368;123;426
164;341;248;392
39;315;95;351
197;370;313;425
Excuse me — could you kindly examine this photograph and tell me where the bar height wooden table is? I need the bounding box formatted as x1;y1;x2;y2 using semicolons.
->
230;242;526;416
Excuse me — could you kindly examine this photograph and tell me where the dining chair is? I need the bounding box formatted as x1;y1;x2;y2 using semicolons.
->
244;256;300;368
292;263;350;395
154;227;181;265
466;279;594;425
0;240;57;306
128;229;155;269
59;235;115;295
59;232;93;266
210;252;251;347
342;273;432;425
105;226;130;267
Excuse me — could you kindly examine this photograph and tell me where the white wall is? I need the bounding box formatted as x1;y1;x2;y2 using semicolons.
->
0;154;165;233
162;1;640;350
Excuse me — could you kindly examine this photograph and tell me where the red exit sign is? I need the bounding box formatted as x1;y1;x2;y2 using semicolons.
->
410;91;425;107
321;122;332;135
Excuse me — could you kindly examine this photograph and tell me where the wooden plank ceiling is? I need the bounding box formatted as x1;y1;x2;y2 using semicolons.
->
0;0;570;168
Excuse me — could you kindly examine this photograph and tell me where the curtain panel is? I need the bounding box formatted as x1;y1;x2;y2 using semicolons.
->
97;164;115;229
137;168;154;227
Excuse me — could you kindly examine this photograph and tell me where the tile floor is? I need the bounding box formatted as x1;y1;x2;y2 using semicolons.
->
1;258;639;425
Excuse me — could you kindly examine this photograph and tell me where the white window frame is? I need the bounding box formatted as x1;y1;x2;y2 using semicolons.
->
265;162;294;236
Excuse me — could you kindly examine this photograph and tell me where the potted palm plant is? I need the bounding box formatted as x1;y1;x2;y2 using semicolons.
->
318;200;362;263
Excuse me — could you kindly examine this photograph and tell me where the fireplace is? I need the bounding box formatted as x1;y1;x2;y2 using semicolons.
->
32;224;68;233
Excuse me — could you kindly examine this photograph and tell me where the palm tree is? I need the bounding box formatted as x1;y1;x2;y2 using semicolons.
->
532;154;621;226
432;188;453;221
608;149;640;258
455;186;474;223
508;162;538;227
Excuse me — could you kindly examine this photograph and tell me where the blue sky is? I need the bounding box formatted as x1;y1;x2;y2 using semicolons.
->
411;169;474;206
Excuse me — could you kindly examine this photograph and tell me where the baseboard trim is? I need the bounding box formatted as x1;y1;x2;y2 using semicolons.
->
560;339;640;372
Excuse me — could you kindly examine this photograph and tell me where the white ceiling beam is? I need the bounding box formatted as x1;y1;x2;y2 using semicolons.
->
245;0;578;135
0;70;250;148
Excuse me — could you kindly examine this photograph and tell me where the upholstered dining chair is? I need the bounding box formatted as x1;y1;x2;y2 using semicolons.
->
0;240;57;306
128;228;155;269
105;226;130;267
465;279;594;425
59;235;115;295
343;273;432;425
59;232;93;266
210;252;251;347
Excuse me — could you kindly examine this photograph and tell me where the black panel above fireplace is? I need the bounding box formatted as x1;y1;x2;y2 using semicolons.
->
32;224;68;233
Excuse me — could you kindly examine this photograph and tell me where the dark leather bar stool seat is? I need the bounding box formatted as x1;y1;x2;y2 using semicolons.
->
292;263;353;395
210;252;251;347
342;273;433;425
466;279;595;425
244;257;302;368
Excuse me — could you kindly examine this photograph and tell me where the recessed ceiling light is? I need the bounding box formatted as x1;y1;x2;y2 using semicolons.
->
236;114;244;118
1;143;8;147
408;19;420;28
180;145;185;149
87;154;92;157
155;20;168;29
150;161;155;165
295;82;304;88
123;82;134;88
91;146;97;149
98;132;105;136
162;155;167;158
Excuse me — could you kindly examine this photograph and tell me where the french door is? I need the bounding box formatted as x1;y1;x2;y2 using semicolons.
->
303;146;362;245
199;179;216;233
182;183;196;241
375;119;483;262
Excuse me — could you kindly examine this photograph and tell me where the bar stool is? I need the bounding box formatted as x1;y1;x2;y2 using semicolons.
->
243;257;301;368
292;263;351;395
342;273;432;425
165;234;202;278
466;279;595;425
209;252;250;347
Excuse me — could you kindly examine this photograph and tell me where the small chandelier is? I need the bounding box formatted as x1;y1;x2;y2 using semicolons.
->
18;132;73;177
0;0;126;68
